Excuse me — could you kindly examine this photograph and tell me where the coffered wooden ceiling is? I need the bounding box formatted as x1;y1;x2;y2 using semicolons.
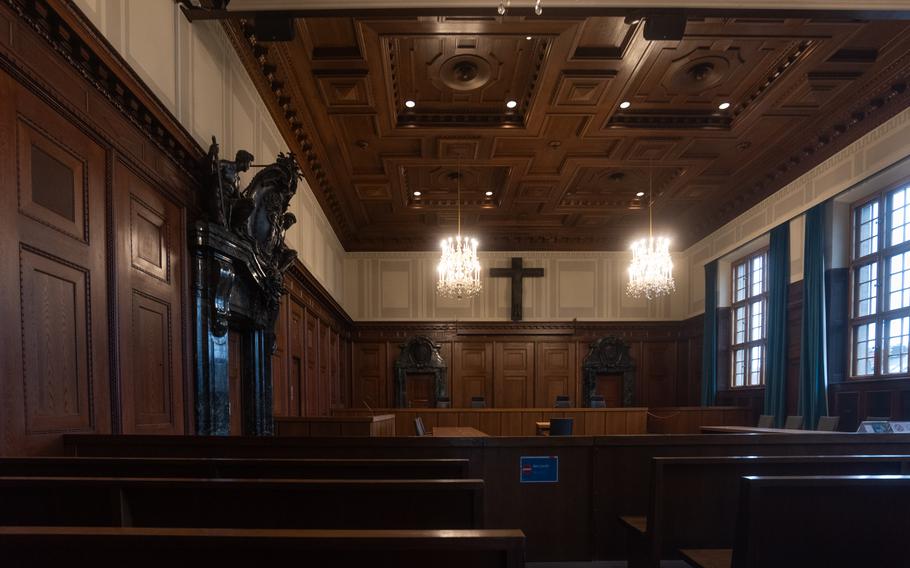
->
223;13;910;251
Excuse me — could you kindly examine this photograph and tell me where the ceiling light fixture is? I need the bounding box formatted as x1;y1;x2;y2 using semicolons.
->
620;101;631;109
485;191;494;197
718;102;731;110
498;1;542;16
437;160;482;300
506;100;518;109
413;191;422;197
626;162;675;300
636;191;645;198
525;36;533;40
405;99;416;108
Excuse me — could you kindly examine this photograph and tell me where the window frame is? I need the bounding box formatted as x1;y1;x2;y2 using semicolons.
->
849;186;910;379
730;249;769;388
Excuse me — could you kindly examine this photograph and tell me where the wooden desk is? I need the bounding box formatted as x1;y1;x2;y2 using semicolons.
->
432;427;488;438
275;414;395;437
535;421;550;435
700;425;837;434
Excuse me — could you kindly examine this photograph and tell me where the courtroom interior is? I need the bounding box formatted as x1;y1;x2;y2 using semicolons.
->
2;0;910;566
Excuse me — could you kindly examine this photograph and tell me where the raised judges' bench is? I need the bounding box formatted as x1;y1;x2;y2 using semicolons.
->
333;407;649;436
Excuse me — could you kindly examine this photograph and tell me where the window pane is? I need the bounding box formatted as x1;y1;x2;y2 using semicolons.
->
888;252;910;310
855;262;878;317
734;306;747;344
854;322;876;376
856;201;879;258
750;300;764;341
749;345;763;386
733;349;746;387
751;255;764;297
884;317;910;375
734;263;747;302
890;188;910;246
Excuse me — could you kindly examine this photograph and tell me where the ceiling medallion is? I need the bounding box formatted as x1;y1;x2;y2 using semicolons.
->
626;164;675;300
498;0;543;16
440;55;493;91
437;164;483;299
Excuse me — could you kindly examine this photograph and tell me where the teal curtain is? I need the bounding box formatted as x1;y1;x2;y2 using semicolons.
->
701;261;718;406
799;204;829;428
763;223;790;427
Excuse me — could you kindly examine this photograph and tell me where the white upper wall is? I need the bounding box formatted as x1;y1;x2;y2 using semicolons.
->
72;0;345;303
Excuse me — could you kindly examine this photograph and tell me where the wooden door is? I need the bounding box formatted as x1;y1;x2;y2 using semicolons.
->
453;342;493;407
594;375;623;408
0;75;111;454
227;330;244;435
535;342;577;407
405;373;435;408
113;161;185;434
352;343;388;409
494;342;534;408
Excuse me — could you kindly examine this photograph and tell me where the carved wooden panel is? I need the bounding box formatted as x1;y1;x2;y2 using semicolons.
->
16;118;86;242
453;342;493;408
289;300;305;415
319;320;331;415
494;342;534;408
19;248;93;433
113;161;184;435
272;296;290;417
230;15;910;251
352;342;387;408
304;311;319;416
535;342;577;407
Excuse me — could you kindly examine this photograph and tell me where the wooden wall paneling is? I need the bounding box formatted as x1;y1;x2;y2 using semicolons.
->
289;300;305;416
304;310;319;416
319;320;330;415
330;329;340;410
627;341;643;405
534;342;576;407
494;342;534;408
271;296;290;417
453;342;493;408
352;342;387;409
112;160;185;435
0;75;111;455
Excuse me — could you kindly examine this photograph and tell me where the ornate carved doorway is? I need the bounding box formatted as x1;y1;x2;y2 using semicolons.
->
582;337;636;407
394;337;448;408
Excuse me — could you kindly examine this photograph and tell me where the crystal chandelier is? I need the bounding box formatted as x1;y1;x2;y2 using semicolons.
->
437;164;483;299
626;164;675;300
498;1;543;16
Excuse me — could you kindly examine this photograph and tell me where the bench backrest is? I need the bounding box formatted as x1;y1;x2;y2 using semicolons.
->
647;455;910;563
0;457;470;479
0;477;484;530
732;475;910;568
0;527;525;568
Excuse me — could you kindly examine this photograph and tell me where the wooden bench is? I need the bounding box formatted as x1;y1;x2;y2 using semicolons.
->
0;527;526;568
0;477;484;529
0;456;470;479
622;455;910;568
680;475;910;568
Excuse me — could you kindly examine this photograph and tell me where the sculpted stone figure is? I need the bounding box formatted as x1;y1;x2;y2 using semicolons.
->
205;137;256;232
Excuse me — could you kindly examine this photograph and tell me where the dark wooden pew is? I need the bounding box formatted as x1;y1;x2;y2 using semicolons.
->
680;475;910;568
0;477;483;529
0;527;525;568
621;455;910;568
0;456;470;479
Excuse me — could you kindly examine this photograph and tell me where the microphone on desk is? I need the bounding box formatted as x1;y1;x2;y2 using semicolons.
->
362;399;376;417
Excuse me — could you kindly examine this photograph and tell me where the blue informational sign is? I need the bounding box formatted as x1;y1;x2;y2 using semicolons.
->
519;456;559;483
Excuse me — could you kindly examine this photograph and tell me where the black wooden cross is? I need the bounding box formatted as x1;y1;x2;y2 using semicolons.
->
489;257;544;322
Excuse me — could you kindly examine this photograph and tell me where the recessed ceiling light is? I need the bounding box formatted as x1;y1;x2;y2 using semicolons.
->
525;35;533;40
718;102;731;110
506;100;518;109
636;191;645;197
485;191;494;197
405;99;416;108
413;191;422;197
620;101;631;109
